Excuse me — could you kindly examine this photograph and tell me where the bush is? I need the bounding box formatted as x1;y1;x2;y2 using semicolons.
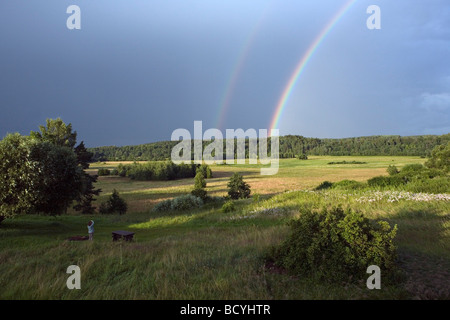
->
98;168;111;176
332;179;365;190
221;201;235;213
151;199;173;212
227;173;251;199
152;194;204;212
99;189;127;214
270;206;398;283
110;168;119;176
296;154;308;160
400;164;425;174
315;181;333;190
191;188;207;200
387;165;399;176
367;176;405;188
425;142;450;172
404;176;450;194
170;195;204;211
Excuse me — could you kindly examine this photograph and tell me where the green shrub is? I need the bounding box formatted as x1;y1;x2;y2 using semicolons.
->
270;206;398;283
425;142;450;172
400;164;425;174
117;164;128;177
296;154;308;160
99;189;127;214
97;168;111;176
367;176;405;188
191;188;207;200
332;179;365;190
171;194;203;211
110;168;119;176
221;200;235;213
151;199;173;212
151;194;204;212
227;173;251;200
315;181;333;190
404;176;450;194
387;165;399;176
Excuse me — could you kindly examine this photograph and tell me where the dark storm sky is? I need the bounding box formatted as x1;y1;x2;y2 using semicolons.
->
0;0;449;147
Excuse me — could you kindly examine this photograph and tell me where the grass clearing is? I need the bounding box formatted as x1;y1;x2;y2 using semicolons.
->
1;156;448;299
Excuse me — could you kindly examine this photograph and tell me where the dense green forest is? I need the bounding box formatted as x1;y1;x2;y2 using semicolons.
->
89;134;450;161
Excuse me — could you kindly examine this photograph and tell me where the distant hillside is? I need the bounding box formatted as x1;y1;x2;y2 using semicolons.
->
88;133;450;161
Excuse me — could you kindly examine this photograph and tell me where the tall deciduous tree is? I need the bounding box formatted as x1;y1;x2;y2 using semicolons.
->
426;142;450;173
29;142;83;216
30;118;77;149
31;118;101;213
0;134;39;219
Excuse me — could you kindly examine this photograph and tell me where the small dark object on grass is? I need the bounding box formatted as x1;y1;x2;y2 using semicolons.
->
327;161;367;165
68;235;89;241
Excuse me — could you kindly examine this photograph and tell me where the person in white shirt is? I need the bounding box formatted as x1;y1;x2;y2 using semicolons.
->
87;220;94;240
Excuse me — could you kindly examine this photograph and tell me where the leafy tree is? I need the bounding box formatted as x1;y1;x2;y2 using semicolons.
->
227;172;251;200
426;142;450;172
29;142;83;216
0;133;85;217
32;119;101;213
30;118;77;149
0;134;39;219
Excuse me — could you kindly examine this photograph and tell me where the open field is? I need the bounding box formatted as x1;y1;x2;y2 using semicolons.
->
1;156;449;299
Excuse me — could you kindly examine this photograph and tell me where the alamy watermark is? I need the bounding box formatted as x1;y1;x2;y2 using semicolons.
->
366;265;381;289
171;121;279;175
66;265;81;290
65;5;382;31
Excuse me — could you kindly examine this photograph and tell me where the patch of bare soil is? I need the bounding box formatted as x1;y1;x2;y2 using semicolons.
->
67;235;89;241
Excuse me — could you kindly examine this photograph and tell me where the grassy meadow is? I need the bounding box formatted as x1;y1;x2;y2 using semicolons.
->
1;156;449;299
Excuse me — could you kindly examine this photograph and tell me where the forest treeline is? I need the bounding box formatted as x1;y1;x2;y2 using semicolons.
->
88;134;450;161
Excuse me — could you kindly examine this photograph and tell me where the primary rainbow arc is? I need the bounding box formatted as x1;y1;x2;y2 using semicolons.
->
269;0;358;132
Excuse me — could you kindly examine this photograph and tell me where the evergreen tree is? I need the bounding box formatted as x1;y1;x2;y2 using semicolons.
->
73;142;101;214
191;172;207;200
99;189;128;215
227;173;251;200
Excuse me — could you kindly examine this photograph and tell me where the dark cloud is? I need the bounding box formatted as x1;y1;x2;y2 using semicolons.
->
0;0;448;147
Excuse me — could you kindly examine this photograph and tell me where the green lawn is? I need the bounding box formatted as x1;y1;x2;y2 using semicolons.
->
1;156;448;299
